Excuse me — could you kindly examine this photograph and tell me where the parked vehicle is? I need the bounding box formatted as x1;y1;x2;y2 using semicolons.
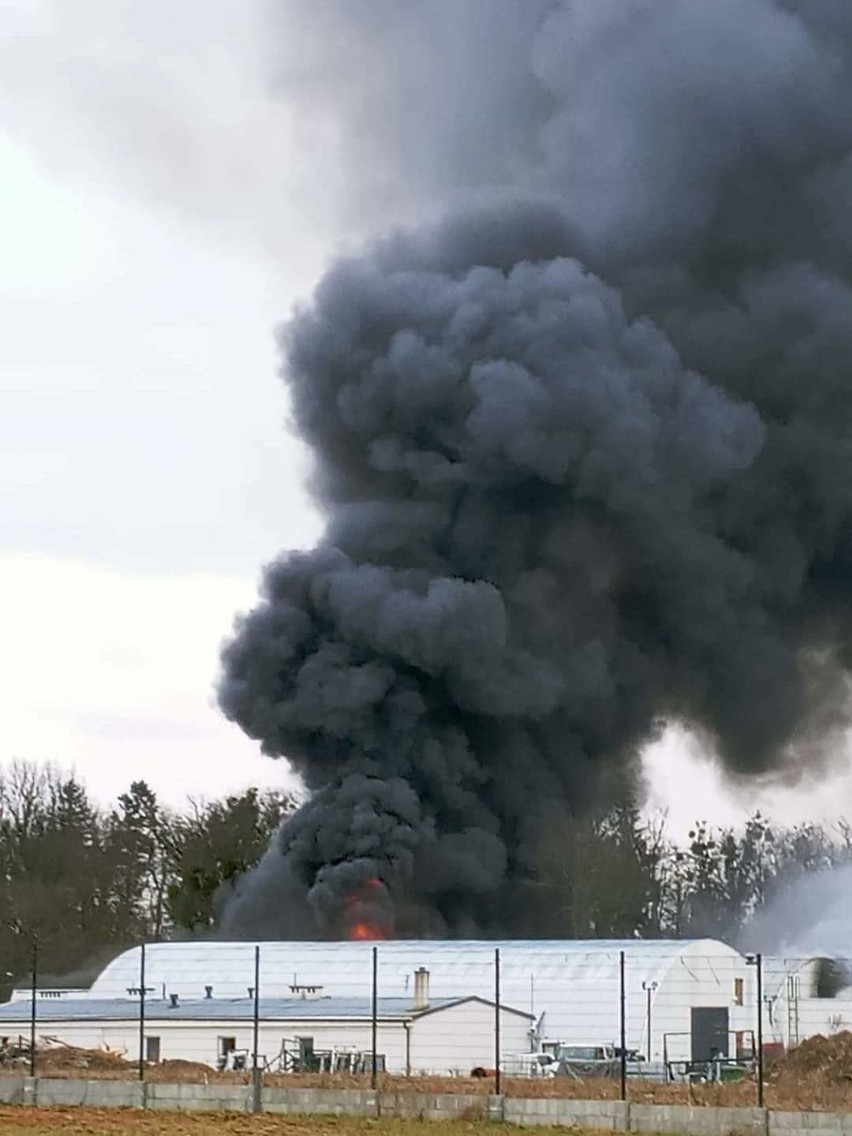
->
502;1052;557;1078
552;1043;620;1079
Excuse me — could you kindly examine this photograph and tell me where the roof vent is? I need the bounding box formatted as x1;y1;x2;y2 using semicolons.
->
247;987;254;999
413;967;430;1011
204;986;213;999
169;993;179;1008
289;984;324;1000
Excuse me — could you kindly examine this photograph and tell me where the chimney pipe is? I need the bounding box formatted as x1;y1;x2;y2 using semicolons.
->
413;967;430;1011
169;993;179;1008
247;987;254;999
204;985;213;999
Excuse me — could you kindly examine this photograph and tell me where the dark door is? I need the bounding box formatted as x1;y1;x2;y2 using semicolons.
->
297;1036;317;1072
691;1007;729;1062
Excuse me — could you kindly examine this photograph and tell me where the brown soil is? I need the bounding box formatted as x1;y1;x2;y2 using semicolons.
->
30;1047;128;1075
771;1030;852;1084
7;1037;852;1111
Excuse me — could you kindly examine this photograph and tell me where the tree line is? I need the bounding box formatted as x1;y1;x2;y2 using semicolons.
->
0;760;296;992
0;759;847;992
531;801;852;942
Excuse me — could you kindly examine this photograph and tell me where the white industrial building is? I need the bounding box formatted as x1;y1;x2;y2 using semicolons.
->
0;987;531;1076
98;938;759;1062
763;956;852;1051
0;938;770;1071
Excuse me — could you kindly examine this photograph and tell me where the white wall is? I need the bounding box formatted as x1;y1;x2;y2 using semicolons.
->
0;1015;409;1072
0;1019;137;1059
409;1001;532;1076
528;949;753;1063
0;1007;529;1075
636;950;755;1063
791;996;852;1041
762;959;852;1049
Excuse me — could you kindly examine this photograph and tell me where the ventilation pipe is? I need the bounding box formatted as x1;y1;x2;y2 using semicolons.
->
204;986;213;999
413;967;430;1011
169;993;179;1008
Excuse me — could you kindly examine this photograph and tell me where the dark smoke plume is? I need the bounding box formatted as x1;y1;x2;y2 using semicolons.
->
218;0;852;937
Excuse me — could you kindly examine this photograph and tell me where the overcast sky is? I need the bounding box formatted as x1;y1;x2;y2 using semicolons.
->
2;0;851;837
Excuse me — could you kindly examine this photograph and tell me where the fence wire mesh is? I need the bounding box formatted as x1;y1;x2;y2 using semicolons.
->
3;942;852;1109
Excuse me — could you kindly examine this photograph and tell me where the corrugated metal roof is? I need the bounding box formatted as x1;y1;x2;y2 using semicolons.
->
0;996;466;1023
91;938;733;1004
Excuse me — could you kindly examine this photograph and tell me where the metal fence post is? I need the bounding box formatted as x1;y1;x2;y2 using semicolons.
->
252;945;261;1112
495;947;502;1096
29;939;37;1079
619;950;627;1102
138;942;146;1081
746;952;764;1108
756;952;764;1108
642;979;658;1061
371;946;379;1090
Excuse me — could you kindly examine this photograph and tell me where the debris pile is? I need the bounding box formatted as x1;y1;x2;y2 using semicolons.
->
773;1033;852;1086
0;1038;128;1072
0;1039;30;1067
38;1043;129;1073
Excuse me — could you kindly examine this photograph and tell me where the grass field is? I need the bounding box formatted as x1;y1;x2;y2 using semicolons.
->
0;1109;576;1136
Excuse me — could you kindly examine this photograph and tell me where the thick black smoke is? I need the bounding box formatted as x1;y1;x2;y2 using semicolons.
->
218;0;852;937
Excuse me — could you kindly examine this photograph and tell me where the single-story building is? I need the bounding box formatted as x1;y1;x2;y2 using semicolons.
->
76;938;759;1063
0;981;533;1076
14;938;851;1072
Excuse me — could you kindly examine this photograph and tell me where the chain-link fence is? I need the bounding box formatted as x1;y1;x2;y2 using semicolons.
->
4;942;852;1108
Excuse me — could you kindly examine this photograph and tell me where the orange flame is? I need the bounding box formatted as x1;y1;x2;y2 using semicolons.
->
344;877;390;941
348;921;387;941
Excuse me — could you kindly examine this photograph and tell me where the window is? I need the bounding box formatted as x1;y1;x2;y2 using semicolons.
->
734;978;744;1006
145;1036;161;1063
557;1046;612;1061
217;1036;239;1070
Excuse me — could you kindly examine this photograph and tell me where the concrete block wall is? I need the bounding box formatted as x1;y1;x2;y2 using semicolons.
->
380;1091;498;1120
263;1088;377;1115
2;1076;852;1131
628;1104;766;1135
35;1078;145;1109
0;1078;24;1105
504;1097;628;1129
772;1112;852;1136
146;1082;253;1112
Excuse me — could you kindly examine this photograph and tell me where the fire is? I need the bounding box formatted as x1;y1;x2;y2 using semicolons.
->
344;877;391;941
348;921;386;941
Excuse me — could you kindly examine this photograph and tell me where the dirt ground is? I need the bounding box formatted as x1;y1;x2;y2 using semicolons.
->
0;1109;585;1136
7;1032;852;1112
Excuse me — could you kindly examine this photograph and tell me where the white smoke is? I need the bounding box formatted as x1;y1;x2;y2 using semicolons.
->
743;864;852;957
